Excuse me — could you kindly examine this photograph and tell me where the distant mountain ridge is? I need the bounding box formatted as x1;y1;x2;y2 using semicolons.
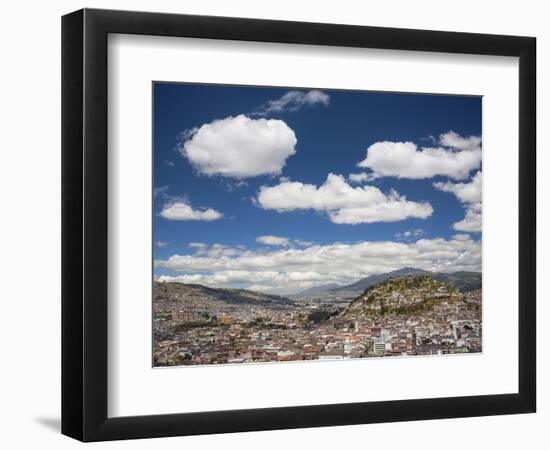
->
297;283;342;296
329;267;431;293
154;281;295;306
154;269;481;304
316;268;481;296
432;271;482;292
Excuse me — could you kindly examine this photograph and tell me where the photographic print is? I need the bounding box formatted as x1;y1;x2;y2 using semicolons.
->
152;83;482;367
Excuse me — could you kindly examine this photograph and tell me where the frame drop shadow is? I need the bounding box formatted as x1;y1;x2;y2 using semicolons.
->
35;417;61;433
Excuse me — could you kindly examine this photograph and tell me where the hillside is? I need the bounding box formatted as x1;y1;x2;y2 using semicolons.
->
342;275;463;317
325;268;481;296
153;281;295;306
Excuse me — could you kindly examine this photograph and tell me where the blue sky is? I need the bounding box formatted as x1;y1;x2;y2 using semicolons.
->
153;83;482;294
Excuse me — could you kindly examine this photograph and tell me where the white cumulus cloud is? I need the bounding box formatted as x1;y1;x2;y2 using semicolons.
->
395;229;425;239
294;239;316;247
452;233;472;241
160;200;223;221
252;90;330;116
439;130;481;151
179;115;297;178
453;202;482;233
189;242;208;250
357;131;481;180
348;172;373;184
256;173;433;224
434;171;482;233
434;170;482;204
256;235;290;246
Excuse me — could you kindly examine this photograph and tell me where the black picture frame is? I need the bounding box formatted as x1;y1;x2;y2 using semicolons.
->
62;8;536;442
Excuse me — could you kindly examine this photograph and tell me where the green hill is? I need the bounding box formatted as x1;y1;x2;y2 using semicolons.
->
342;275;463;317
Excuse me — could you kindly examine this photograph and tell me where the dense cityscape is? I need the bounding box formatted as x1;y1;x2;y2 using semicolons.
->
153;270;482;366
